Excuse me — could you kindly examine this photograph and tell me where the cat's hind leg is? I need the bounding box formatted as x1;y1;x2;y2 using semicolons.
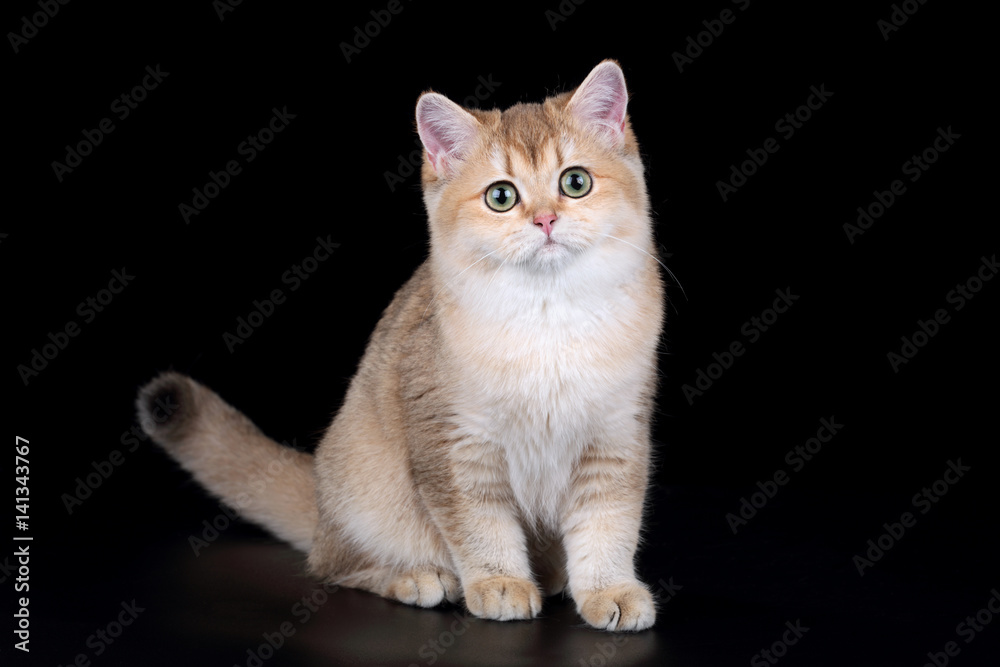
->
381;566;462;607
308;530;461;608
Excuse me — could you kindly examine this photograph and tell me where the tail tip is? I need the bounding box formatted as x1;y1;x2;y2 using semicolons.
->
136;372;196;441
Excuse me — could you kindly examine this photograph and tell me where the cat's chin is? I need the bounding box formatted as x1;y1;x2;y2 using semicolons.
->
526;237;580;270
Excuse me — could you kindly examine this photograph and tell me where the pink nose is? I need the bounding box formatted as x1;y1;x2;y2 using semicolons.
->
534;213;557;237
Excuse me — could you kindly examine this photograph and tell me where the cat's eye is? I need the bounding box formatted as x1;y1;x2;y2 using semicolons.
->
485;181;519;212
560;167;593;198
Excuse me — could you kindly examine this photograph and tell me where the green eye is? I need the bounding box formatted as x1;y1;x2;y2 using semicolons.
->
560;167;592;198
485;181;518;212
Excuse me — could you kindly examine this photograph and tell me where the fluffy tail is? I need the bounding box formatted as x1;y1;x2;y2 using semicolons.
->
136;372;318;552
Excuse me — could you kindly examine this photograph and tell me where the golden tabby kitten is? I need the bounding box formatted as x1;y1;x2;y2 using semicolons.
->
138;60;664;631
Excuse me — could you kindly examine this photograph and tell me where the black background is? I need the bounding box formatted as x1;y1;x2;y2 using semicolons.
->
5;1;996;665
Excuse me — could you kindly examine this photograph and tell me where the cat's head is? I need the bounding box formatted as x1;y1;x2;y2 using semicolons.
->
415;60;650;279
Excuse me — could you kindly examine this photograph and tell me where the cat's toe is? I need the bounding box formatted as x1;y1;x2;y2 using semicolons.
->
386;567;462;608
435;569;462;604
465;576;541;621
575;581;656;632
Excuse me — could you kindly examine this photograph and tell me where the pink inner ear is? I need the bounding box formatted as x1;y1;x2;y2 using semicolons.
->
416;94;479;175
568;62;629;144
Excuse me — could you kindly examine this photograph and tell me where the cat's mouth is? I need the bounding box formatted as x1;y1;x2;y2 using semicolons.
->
539;235;568;254
532;233;578;265
507;227;590;270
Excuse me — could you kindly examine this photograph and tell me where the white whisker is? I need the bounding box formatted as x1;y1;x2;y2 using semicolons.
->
484;254;510;294
421;249;501;323
600;233;688;303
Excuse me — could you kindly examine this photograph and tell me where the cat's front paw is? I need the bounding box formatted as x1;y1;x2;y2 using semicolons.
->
385;567;462;608
465;576;541;621
575;582;655;632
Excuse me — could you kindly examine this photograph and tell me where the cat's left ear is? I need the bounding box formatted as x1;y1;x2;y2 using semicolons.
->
566;60;629;148
416;93;481;176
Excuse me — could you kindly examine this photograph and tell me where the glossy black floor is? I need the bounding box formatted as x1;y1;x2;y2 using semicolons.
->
20;479;999;666
7;2;995;666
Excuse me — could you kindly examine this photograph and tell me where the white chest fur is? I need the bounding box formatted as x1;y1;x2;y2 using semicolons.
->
439;256;656;527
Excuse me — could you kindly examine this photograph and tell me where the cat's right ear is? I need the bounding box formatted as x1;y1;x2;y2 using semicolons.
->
416;93;481;177
566;60;629;148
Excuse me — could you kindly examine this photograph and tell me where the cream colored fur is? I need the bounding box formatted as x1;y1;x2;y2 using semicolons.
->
138;60;664;631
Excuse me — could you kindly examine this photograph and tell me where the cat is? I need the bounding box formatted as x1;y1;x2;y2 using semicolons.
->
137;59;665;632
